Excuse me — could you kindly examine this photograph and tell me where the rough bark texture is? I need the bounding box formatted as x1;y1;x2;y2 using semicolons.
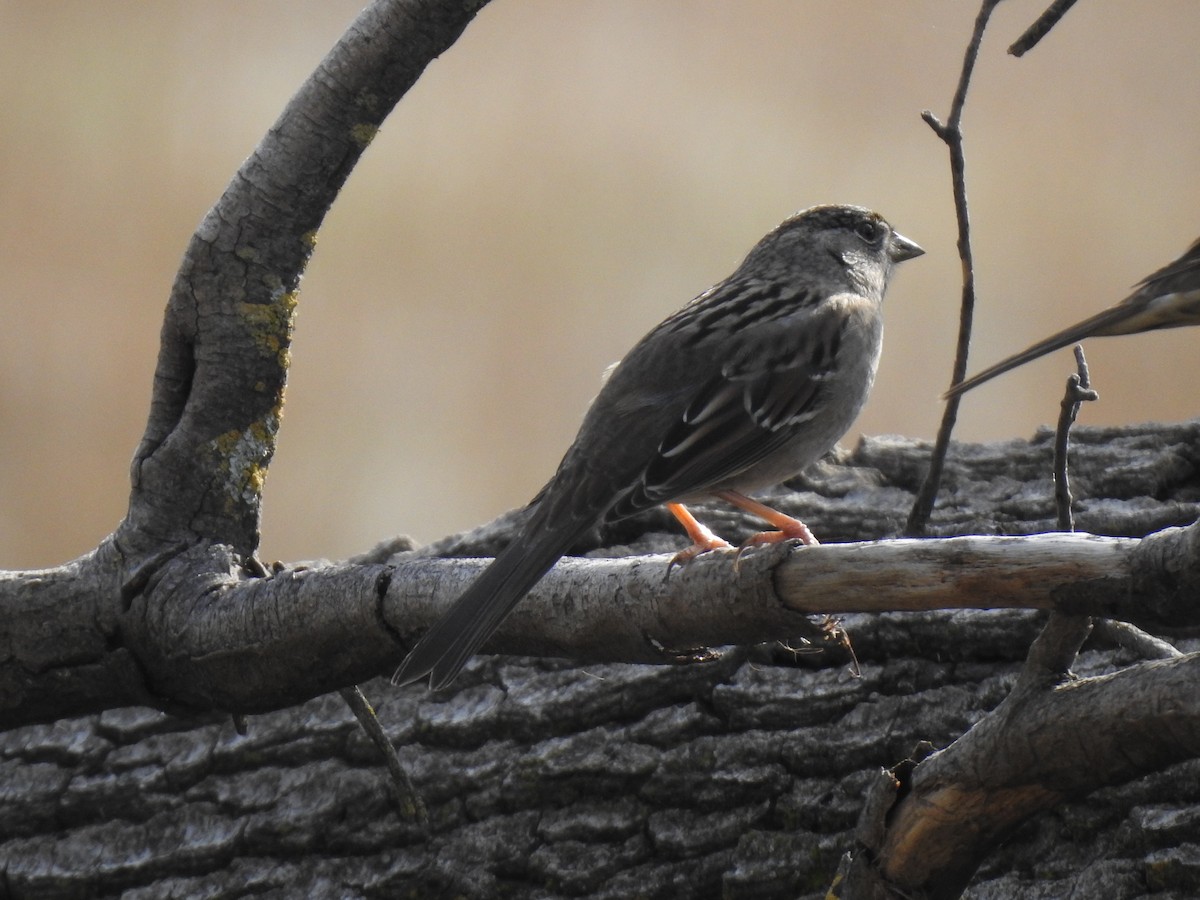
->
3;422;1200;899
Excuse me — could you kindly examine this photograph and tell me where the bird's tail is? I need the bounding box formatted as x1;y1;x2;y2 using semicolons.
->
391;513;589;690
942;301;1141;399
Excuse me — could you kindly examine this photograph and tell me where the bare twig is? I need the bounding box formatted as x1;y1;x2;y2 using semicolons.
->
1009;0;1082;56
1092;619;1184;660
1022;346;1098;684
1046;352;1183;664
1051;348;1099;532
905;0;1004;537
340;685;429;827
1052;346;1098;532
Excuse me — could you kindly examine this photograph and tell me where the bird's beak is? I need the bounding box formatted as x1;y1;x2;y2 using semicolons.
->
888;232;925;263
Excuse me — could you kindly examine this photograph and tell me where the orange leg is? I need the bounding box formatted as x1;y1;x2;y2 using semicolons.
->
665;502;732;572
714;489;820;548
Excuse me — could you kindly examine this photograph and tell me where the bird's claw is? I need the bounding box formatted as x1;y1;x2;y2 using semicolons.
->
665;535;733;578
732;527;820;573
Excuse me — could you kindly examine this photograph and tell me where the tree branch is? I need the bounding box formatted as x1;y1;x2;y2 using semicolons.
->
9;464;1200;730
842;651;1200;899
0;0;494;730
906;0;1003;536
119;0;490;564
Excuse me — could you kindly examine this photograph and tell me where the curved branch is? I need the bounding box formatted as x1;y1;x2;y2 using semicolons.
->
119;0;491;562
842;652;1200;899
0;0;493;731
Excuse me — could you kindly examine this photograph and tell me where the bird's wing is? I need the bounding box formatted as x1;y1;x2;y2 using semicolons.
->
606;302;852;519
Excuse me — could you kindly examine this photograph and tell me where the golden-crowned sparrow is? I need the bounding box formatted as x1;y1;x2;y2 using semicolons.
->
945;236;1200;397
394;204;923;689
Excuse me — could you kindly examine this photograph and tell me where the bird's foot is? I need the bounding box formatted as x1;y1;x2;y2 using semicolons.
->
665;502;733;576
738;523;820;549
713;489;820;571
715;489;820;546
733;526;820;571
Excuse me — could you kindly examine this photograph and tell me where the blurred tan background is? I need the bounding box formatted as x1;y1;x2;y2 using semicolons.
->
1;2;1197;568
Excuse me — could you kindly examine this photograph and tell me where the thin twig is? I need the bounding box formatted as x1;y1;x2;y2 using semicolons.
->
1092;620;1184;660
1052;346;1098;532
1009;0;1082;57
1018;345;1099;683
1049;352;1183;663
905;0;1004;537
340;685;429;828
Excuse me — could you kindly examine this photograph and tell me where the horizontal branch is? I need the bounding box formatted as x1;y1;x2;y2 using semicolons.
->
4;516;1199;730
388;523;1200;666
774;533;1132;614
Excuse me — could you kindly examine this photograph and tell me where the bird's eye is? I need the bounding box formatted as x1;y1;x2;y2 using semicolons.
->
855;220;882;244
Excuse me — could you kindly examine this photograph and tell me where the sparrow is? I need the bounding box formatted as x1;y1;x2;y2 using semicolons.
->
945;236;1200;397
394;204;923;689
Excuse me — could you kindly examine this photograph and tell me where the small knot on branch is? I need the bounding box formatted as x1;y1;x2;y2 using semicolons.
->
921;109;952;141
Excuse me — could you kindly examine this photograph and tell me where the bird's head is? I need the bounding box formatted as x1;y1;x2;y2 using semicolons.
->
744;204;924;296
